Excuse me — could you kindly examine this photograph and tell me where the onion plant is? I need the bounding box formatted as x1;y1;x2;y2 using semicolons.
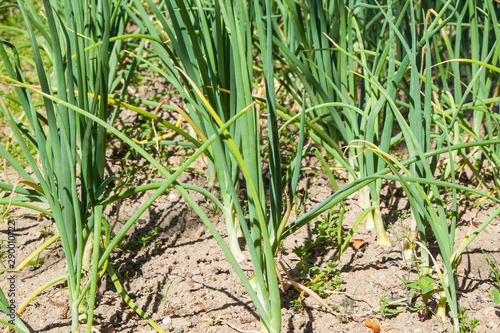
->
125;0;261;262
429;0;500;182
269;0;432;235
272;0;500;330
0;0;182;331
271;0;471;250
0;0;124;330
271;0;409;246
374;1;499;326
124;1;284;331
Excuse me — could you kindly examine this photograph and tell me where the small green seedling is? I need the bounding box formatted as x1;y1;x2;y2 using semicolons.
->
291;208;344;299
402;274;437;304
139;227;160;249
289;299;304;314
483;251;500;304
124;226;161;250
492;289;500;305
378;296;404;318
484;252;500;286
40;225;54;238
207;314;222;326
27;257;45;267
400;273;437;320
458;306;479;333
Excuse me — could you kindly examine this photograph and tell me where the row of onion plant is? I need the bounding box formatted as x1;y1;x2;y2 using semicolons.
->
270;0;500;330
0;0;205;332
1;1;499;332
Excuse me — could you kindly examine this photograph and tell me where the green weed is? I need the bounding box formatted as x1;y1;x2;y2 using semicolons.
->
378;296;405;318
458;306;480;333
292;209;344;298
483;251;500;304
400;273;437;319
